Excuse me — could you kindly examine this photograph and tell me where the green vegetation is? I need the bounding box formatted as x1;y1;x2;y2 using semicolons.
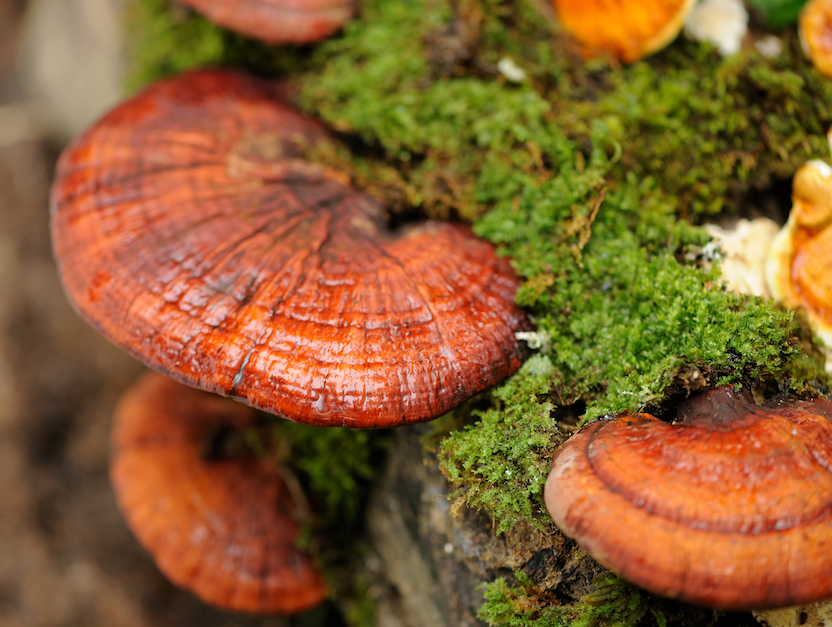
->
125;0;832;624
124;0;308;92
480;572;667;627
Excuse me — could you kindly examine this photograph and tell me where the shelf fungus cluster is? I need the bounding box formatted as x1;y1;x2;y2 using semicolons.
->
111;372;327;614
545;385;832;610
766;157;832;350
550;0;696;62
50;68;531;611
176;0;357;44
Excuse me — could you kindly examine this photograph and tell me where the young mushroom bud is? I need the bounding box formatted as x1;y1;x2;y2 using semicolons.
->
551;0;697;62
800;0;832;77
111;371;327;614
176;0;357;44
766;158;832;349
545;385;832;610
50;69;531;428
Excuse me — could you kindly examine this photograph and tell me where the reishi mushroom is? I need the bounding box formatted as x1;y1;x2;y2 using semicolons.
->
176;0;357;44
111;370;327;614
50;68;531;428
800;0;832;77
545;385;832;609
551;0;696;63
766;157;832;349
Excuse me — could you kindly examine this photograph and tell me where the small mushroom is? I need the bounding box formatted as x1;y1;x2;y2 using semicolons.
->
704;217;779;298
176;0;357;44
50;69;531;428
551;0;697;62
800;0;832;77
683;0;749;57
545;385;832;609
766;158;832;349
111;370;327;614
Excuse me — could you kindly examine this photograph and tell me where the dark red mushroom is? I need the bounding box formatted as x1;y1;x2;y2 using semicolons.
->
50;69;530;428
176;0;356;43
111;370;327;614
545;385;832;610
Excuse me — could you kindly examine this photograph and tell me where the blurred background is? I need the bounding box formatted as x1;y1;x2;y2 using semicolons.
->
0;1;300;624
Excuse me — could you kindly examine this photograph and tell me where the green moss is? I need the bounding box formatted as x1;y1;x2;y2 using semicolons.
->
441;355;562;533
254;420;387;627
479;572;667;627
567;41;832;217
747;0;809;27
270;421;386;526
124;0;308;92
439;123;828;531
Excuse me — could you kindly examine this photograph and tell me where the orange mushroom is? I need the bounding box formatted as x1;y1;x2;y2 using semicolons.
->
111;371;327;614
50;69;531;428
551;0;697;62
545;385;832;609
800;0;832;77
766;157;832;349
177;0;356;44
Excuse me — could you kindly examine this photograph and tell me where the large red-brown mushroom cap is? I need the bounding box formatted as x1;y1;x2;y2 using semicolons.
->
545;385;832;609
50;69;530;428
177;0;356;44
111;371;327;614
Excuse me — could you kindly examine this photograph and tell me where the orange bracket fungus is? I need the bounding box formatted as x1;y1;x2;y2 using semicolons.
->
111;371;327;614
176;0;357;44
766;157;832;349
50;68;530;428
551;0;696;62
800;0;832;77
545;385;832;610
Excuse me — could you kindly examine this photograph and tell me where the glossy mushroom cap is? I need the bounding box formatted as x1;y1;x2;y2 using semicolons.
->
545;385;832;610
766;159;832;348
551;0;696;63
177;0;356;44
50;69;531;428
800;0;832;77
110;371;327;614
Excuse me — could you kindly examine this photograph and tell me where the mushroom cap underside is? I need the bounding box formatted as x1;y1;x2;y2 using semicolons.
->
110;371;327;614
545;385;832;609
177;0;357;44
50;69;531;428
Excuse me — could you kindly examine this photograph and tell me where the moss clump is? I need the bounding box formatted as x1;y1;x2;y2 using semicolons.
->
479;572;668;627
440;124;828;532
441;354;562;533
563;41;832;216
268;421;387;527
124;0;308;92
254;420;388;627
298;0;832;219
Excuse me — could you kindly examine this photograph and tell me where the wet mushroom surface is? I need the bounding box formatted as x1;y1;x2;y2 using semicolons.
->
50;68;531;428
766;157;832;349
545;385;832;610
550;0;697;62
175;0;357;44
110;371;327;615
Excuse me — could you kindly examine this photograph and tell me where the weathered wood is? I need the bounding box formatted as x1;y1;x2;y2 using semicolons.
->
366;425;604;627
